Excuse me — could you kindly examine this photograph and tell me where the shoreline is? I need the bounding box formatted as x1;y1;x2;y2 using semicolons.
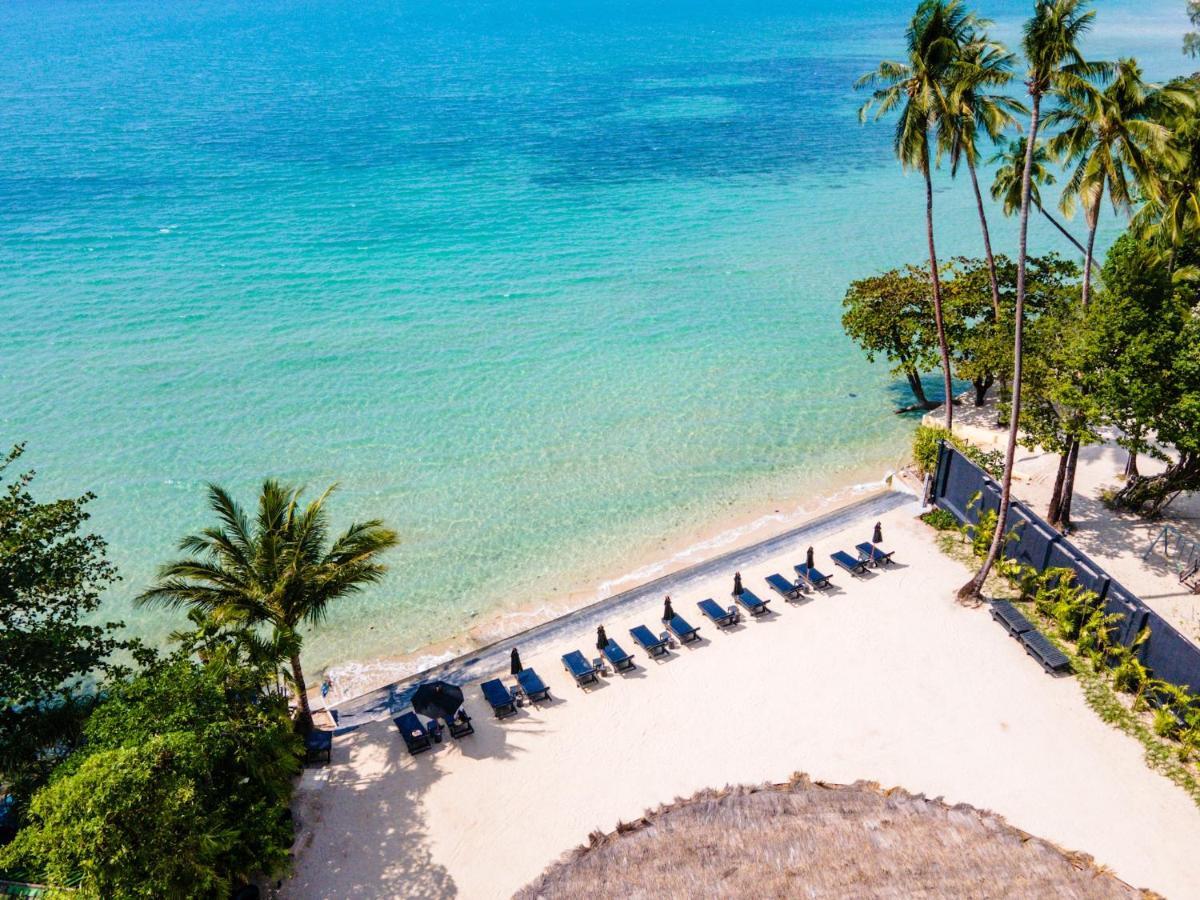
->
315;450;916;706
327;480;920;727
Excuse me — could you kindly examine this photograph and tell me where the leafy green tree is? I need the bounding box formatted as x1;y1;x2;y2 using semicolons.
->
963;0;1104;600
857;0;979;428
0;444;142;806
1017;296;1099;527
136;480;398;730
841;266;940;409
1090;234;1200;514
2;656;300;898
1045;58;1183;305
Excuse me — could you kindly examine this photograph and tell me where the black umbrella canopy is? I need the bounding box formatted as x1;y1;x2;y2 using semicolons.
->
733;572;743;595
411;681;464;721
510;648;523;675
873;521;883;544
806;546;815;569
662;596;675;622
596;625;609;651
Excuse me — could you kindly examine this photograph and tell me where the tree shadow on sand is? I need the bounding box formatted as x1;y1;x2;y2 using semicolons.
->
285;712;536;898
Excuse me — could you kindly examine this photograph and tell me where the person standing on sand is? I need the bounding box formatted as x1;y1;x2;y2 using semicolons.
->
510;648;523;674
662;596;674;624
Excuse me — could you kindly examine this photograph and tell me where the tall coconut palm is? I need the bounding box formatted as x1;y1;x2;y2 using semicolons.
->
990;137;1091;255
943;33;1026;319
138;480;398;729
1045;58;1181;306
960;0;1106;600
1131;83;1200;253
857;0;978;428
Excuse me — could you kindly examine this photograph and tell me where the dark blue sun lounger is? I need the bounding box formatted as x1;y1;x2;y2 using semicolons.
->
856;542;895;567
990;600;1033;637
698;598;739;628
304;728;333;765
481;679;518;719
667;615;700;644
794;563;832;590
735;589;770;616
602;639;635;672
766;573;804;600
562;650;599;687
831;550;868;576
630;625;669;657
516;668;551;702
394;711;432;755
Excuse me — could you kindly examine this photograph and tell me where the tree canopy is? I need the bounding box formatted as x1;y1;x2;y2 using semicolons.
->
1;655;300;898
0;444;142;805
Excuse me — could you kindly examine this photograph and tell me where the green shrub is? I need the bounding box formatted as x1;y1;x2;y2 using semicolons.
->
1155;706;1183;739
920;507;959;531
912;424;1005;479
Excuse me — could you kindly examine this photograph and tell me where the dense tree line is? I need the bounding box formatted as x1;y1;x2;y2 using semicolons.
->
0;448;397;897
846;0;1200;598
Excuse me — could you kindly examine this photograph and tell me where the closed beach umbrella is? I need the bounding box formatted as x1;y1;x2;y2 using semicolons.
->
806;546;815;569
411;680;464;722
662;597;675;623
873;521;883;545
733;572;743;596
510;648;523;675
596;625;609;651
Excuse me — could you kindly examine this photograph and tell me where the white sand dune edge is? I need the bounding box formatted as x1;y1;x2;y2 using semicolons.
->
285;497;1200;900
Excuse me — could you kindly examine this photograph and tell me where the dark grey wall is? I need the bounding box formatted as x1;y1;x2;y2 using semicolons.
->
933;442;1200;694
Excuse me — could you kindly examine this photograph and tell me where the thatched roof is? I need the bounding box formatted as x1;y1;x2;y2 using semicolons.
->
516;774;1155;899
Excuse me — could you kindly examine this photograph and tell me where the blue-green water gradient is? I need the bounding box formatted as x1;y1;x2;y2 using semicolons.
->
0;0;1192;675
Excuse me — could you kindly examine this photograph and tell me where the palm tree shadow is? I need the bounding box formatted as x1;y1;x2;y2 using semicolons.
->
287;719;464;898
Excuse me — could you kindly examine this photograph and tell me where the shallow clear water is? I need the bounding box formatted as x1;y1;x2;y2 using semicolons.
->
0;0;1192;675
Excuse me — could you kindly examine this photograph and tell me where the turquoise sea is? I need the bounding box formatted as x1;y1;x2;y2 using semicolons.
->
1;0;1193;687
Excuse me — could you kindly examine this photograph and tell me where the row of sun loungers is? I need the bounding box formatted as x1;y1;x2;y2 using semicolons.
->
990;600;1071;675
394;541;901;751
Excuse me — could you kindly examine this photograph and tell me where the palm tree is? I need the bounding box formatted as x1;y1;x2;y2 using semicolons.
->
990;137;1092;257
1132;82;1200;254
960;0;1105;600
138;480;399;729
1045;58;1180;306
942;32;1026;320
857;0;978;428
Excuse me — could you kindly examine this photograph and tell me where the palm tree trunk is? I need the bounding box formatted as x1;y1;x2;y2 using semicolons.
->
1038;203;1099;271
1081;194;1102;306
924;151;954;430
967;157;1002;319
960;94;1042;600
290;653;313;732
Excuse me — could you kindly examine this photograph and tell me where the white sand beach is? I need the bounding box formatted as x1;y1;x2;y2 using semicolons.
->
285;491;1200;899
946;400;1200;645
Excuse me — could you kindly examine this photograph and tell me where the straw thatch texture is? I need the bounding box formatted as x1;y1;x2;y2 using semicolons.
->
516;775;1155;899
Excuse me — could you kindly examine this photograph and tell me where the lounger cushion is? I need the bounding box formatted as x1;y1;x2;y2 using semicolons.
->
516;668;550;700
831;551;867;574
698;598;737;626
766;574;803;599
668;615;700;642
736;590;769;614
603;640;635;670
795;564;831;588
481;679;518;717
630;625;668;655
